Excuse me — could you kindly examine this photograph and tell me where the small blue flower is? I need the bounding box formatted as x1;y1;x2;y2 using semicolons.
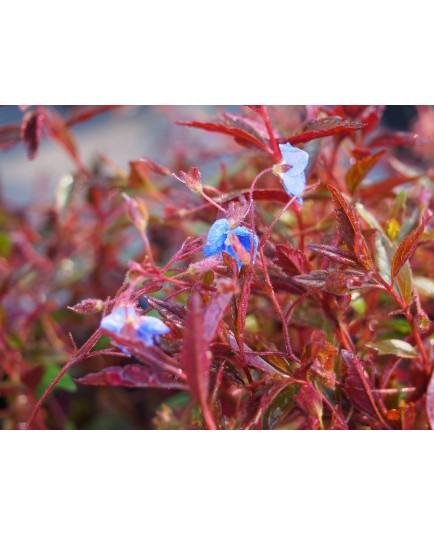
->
101;306;170;349
273;142;309;203
203;218;258;269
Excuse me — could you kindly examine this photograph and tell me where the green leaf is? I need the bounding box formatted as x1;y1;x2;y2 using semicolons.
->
263;384;300;430
0;232;11;258
36;363;77;398
366;339;418;358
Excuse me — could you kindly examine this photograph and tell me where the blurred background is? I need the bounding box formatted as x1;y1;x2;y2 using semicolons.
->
1;105;430;207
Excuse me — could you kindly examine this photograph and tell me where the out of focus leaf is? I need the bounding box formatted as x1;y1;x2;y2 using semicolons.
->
426;369;434;430
367;339;418;358
21;111;44;159
0;124;21;151
414;276;434;297
76;365;186;389
345;150;385;194
36;363;77;398
368;131;429;148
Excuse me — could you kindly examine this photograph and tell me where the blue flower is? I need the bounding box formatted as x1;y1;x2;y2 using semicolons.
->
273;142;309;203
101;306;170;349
203;218;258;269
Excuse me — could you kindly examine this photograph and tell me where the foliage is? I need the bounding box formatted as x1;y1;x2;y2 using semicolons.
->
1;105;434;430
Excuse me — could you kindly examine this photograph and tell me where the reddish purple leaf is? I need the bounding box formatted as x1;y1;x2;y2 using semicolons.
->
286;116;365;145
345;150;386;194
327;185;374;270
76;364;186;390
65;105;121;127
177;115;271;154
426;369;434;430
368;130;430;148
0;124;21;151
20;111;44;159
294;383;323;429
342;350;388;427
180;291;216;429
391;222;425;279
308;243;360;268
204;283;235;341
274;244;308;276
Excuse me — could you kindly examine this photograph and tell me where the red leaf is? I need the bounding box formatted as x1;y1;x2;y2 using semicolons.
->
180;292;216;429
204;282;235;341
294;383;323;429
391;222;425;279
245;105;263;114
20;111;44;159
65;105;121;127
426;369;434;430
274;244;308;276
345;150;386;194
307;243;360;268
360;105;385;134
138;158;172;176
177;114;271;154
342;350;388;427
76;365;186;390
327;185;374;270
368;130;430;148
359;174;419;198
286;116;365;145
42;109;88;176
0;124;21;151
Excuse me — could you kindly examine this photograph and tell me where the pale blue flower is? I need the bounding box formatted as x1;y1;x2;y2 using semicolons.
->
203;218;258;269
274;142;309;203
101;306;170;349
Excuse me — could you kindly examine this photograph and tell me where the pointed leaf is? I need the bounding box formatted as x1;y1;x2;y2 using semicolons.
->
286;116;365;145
177;115;270;153
368;131;429;148
367;339;418;358
76;365;186;389
308;243;359;268
180;292;215;428
391;222;425;279
21;111;45;159
345;150;386;194
328;185;374;269
342;350;387;427
274;244;308;276
65;105;120;127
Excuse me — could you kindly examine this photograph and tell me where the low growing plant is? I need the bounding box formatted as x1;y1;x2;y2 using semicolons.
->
1;105;434;429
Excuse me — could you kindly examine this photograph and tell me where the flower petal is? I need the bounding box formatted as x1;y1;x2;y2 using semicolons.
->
100;306;136;334
281;170;306;199
203;218;229;257
279;142;309;176
229;226;258;261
